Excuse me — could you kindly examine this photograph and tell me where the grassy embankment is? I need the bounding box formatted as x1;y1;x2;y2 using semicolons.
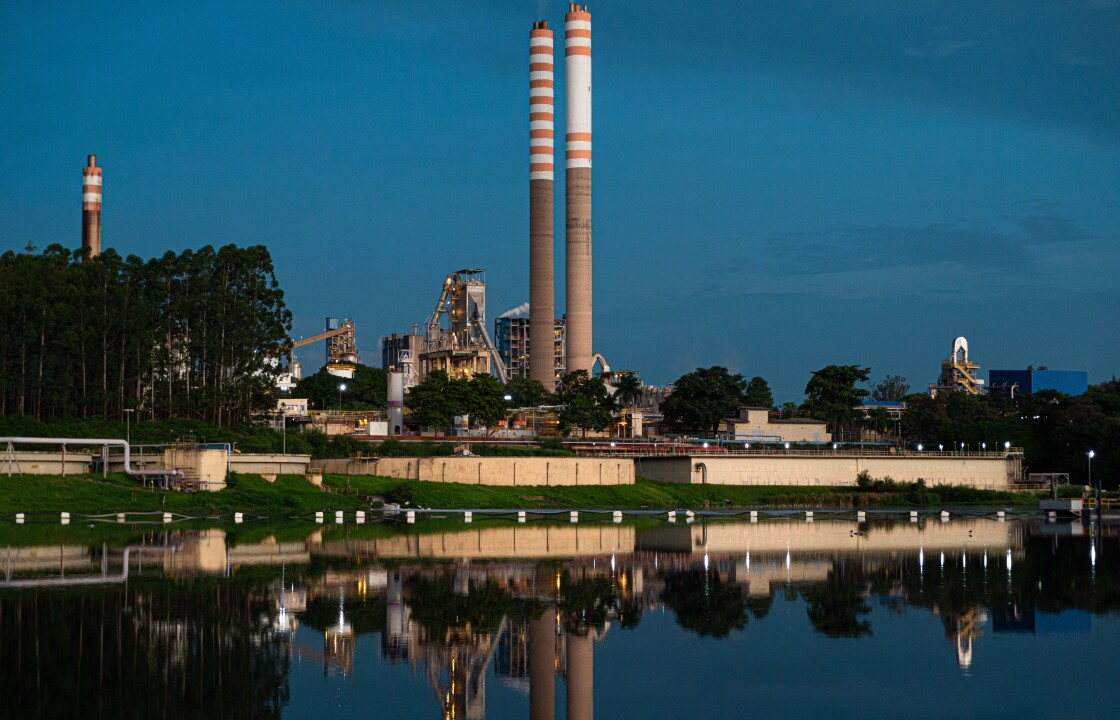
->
0;472;1041;515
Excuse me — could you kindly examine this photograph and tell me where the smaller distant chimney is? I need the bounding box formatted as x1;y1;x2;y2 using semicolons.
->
81;154;102;259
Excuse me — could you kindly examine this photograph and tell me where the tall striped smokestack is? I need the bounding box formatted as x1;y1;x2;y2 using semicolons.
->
81;155;102;259
529;20;557;388
565;4;593;375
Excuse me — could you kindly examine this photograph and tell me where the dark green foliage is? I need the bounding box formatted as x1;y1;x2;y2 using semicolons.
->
660;366;747;433
539;437;566;452
659;568;748;638
900;381;1120;488
555;370;616;437
405;577;542;636
803;563;873;638
506;377;550;407
405;370;509;433
297;364;387;411
0;580;288;718
803;364;872;441
0;244;291;425
612;373;643;408
742;376;774;409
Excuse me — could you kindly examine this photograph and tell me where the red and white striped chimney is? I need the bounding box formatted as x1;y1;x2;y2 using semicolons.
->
565;4;593;374
529;20;557;388
81;154;102;259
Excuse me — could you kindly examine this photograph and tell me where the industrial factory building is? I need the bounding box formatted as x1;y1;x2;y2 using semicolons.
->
381;327;424;375
929;336;984;396
495;315;566;381
723;408;832;444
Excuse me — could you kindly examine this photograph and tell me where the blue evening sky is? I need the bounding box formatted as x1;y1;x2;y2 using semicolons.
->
3;1;1118;402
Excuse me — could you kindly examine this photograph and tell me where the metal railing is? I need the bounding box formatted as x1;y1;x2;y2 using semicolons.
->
578;446;1025;458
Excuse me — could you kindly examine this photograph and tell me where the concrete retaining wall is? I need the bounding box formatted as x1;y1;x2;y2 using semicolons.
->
2;451;93;476
321;456;635;486
229;454;311;475
636;453;1019;490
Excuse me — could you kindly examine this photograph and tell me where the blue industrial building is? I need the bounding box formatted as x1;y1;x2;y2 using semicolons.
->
988;370;1088;397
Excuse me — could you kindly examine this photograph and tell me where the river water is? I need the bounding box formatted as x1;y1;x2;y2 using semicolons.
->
0;514;1115;718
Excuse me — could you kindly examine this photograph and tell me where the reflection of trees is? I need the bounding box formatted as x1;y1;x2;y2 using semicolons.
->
746;595;773;620
559;572;615;636
802;563;872;638
0;581;288;719
405;577;541;637
659;569;748;638
301;593;387;635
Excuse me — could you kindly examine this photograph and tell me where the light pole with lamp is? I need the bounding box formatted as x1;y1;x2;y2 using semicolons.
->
338;383;346;412
1089;450;1097;518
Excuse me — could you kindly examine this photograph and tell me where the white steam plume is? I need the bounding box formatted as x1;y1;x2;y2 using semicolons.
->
499;302;531;319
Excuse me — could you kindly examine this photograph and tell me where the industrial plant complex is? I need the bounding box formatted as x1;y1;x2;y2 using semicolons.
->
25;3;1094;496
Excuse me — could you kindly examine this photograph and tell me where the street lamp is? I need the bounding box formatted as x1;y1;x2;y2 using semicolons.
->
1089;450;1097;511
917;444;923;452
338;383;346;412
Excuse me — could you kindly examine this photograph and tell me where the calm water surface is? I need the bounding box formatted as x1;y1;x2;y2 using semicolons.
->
1;514;1115;718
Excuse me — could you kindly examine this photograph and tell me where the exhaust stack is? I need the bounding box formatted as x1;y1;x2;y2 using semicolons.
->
81;155;102;259
565;4;592;374
529;20;556;388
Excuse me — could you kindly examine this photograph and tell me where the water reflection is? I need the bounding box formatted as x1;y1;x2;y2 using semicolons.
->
1;516;1117;718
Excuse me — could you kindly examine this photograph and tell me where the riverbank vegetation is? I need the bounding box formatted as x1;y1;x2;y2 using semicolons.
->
0;472;1041;514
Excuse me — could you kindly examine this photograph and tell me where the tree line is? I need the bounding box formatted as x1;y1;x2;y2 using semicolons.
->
405;369;644;437
0;244;291;425
660;364;1117;486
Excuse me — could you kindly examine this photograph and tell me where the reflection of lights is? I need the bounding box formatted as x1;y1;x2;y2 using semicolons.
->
1091;543;1097;568
704;553;709;571
1006;548;1012;574
611;554;616;572
940;552;945;570
962;552;967;569
746;547;750;571
983;552;988;569
785;547;791;571
556;571;562;593
919;548;924;569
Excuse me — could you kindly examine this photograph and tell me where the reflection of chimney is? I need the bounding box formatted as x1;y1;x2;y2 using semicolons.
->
81;154;102;259
566;631;594;720
530;21;557;388
530;610;556;720
565;4;593;374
